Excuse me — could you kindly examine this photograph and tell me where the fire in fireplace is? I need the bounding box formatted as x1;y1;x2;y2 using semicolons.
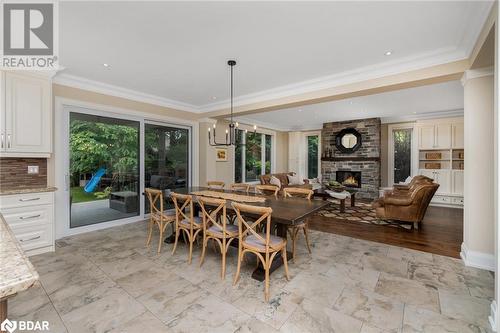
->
336;171;362;188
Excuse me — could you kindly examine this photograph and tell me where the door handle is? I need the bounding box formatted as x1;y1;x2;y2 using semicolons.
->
7;134;11;148
19;235;41;242
0;133;3;149
65;174;70;191
20;214;41;220
19;197;40;202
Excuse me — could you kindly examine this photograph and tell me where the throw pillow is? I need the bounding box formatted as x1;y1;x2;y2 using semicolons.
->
270;175;281;188
287;173;303;185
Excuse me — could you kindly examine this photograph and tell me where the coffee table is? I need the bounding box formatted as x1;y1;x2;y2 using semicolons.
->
313;188;356;213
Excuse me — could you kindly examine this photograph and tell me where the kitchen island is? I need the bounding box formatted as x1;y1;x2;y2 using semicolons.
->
0;213;39;322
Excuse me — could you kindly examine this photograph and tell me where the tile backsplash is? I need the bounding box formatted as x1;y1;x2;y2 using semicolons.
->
0;158;47;190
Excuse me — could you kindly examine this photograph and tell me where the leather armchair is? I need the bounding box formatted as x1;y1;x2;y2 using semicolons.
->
372;182;439;229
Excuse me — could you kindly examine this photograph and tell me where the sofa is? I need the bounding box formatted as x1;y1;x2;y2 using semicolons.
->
372;179;439;229
260;172;312;191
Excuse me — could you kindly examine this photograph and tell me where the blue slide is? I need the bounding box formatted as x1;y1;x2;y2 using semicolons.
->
84;168;106;193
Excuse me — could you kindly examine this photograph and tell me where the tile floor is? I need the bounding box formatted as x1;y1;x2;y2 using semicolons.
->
10;220;494;333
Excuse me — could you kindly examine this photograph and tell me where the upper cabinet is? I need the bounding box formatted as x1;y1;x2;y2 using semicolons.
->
0;71;52;156
417;119;461;150
452;123;464;149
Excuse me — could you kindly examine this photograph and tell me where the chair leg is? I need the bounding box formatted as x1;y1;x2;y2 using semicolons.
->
199;236;207;267
188;232;194;264
157;223;163;254
264;256;270;302
413;222;419;230
146;219;153;246
172;225;179;255
233;248;242;285
282;247;290;281
303;226;312;254
291;228;298;263
221;242;226;280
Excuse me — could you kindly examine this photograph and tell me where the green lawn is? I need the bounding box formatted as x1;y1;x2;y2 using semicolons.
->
71;187;107;203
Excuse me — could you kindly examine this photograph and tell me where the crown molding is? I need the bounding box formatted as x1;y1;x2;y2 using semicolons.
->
198;47;468;113
460;66;494;86
53;73;199;113
381;109;464;124
55;48;469;116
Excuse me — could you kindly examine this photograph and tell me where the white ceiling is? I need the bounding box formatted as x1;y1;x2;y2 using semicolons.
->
234;80;464;131
57;1;492;112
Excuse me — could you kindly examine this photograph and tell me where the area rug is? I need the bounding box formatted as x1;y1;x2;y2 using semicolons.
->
315;200;413;230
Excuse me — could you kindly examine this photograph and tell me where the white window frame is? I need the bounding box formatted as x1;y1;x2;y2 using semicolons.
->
54;97;198;239
233;125;276;184
388;123;418;186
304;131;321;180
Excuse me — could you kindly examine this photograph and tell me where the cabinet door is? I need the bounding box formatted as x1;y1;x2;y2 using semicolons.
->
433;170;451;194
435;123;451;149
5;72;51;153
452;123;464;149
418;125;435;149
452;170;464;195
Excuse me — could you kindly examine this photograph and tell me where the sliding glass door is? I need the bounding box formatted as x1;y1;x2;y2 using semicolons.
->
69;112;140;228
144;123;190;211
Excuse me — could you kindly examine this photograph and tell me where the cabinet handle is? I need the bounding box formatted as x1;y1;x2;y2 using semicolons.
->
19;197;40;202
19;214;41;220
7;134;11;148
19;235;41;242
0;133;3;149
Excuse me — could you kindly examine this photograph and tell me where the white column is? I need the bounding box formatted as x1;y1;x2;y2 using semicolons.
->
461;68;495;271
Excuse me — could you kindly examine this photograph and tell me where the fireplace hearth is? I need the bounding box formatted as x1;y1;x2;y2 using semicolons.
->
336;171;362;188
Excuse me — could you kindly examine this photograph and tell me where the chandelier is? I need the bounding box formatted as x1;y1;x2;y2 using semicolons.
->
208;60;256;146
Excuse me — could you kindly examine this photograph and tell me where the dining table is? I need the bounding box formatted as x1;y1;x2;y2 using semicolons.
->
168;186;330;281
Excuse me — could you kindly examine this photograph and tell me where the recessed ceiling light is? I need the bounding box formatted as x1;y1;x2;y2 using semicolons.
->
211;96;217;100
349;101;353;105
384;51;393;56
413;111;417;114
103;63;110;68
298;109;302;112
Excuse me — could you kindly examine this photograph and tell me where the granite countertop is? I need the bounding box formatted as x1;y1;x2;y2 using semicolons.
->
0;214;39;299
0;186;57;196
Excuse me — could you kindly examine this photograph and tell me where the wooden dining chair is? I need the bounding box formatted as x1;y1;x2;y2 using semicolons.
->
232;202;289;301
207;181;225;189
198;196;238;279
145;188;176;254
283;187;313;262
230;183;250;193
171;193;203;264
255;184;279;197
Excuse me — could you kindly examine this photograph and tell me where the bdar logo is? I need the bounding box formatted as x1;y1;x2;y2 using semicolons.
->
0;319;17;333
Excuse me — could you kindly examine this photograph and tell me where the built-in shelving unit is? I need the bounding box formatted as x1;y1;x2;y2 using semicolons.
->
417;117;464;207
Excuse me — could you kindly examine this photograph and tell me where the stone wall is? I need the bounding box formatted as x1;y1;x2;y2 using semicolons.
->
321;118;381;199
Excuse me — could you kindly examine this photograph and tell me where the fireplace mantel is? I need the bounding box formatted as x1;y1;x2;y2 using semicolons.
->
321;156;380;162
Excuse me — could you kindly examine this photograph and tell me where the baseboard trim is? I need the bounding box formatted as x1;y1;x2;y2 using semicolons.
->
460;242;495;272
489;301;498;332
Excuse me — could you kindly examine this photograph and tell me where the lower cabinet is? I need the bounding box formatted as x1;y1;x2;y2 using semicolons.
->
419;169;463;207
0;192;55;255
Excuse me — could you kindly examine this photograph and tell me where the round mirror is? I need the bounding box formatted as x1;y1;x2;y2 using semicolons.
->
341;133;358;148
335;128;362;154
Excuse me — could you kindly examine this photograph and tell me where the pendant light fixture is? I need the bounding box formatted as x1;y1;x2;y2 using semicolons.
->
208;60;256;146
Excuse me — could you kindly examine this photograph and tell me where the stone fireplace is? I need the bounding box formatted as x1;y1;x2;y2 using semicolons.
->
321;118;381;199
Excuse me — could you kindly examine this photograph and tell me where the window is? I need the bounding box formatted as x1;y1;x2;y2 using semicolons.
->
392;128;412;183
235;130;273;183
306;135;319;179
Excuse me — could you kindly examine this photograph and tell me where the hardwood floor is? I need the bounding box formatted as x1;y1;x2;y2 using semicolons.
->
309;205;463;258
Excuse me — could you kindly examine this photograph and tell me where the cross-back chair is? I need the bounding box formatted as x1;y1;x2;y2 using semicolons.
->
198;196;238;279
230;183;250;193
171;192;202;264
255;184;279;197
282;187;314;261
145;188;176;254
232;202;289;301
207;181;225;189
